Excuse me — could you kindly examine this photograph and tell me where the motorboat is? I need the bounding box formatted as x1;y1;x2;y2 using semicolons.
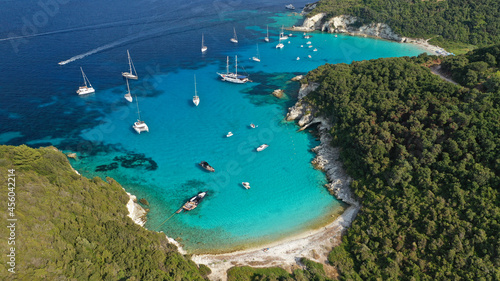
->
296;57;300;60
242;182;251;189
176;192;207;213
313;48;317;52
285;4;295;10
250;123;258;128
306;41;311;45
226;132;233;137
256;144;269;151
199;161;215;172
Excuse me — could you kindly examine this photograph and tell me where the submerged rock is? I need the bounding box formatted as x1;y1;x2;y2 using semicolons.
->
272;89;285;99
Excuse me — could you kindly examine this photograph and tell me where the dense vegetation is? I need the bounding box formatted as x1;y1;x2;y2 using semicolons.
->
0;145;208;280
441;44;500;91
300;52;500;280
227;258;334;281
308;0;500;51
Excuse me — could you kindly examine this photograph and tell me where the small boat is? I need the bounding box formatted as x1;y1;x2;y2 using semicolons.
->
276;38;284;49
252;44;261;62
250;123;257;128
304;33;311;39
124;78;133;102
199;161;215;172
242;182;251;189
296;57;300;60
76;67;95;95
226;132;233;137
256;144;269;152
300;45;303;47
306;41;311;45
308;55;312;58
176;192;207;213
217;56;249;84
201;33;208;53
264;25;270;42
308;45;313;48
193;75;200;106
279;25;288;40
335;34;338;38
313;48;317;52
230;27;238;43
132;95;149;134
285;4;295;10
122;50;138;80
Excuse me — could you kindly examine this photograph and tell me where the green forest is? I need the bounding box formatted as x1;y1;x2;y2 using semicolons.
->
297;48;500;279
308;0;500;52
0;145;210;280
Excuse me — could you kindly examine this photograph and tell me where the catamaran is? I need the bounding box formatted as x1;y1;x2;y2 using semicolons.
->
230;27;238;43
217;56;249;84
76;67;95;95
122;50;138;80
252;44;261;62
279;25;288;40
124;78;133;102
193;74;200;106
201;33;207;53
132;95;149;134
264;25;270;42
276;37;284;49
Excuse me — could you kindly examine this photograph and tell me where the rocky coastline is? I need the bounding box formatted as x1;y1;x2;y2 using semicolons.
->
125;192;148;227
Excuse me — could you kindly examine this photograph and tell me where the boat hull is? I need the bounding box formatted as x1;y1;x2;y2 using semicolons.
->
193;96;200;106
77;87;95;95
124;93;133;102
133;121;149;134
122;72;138;80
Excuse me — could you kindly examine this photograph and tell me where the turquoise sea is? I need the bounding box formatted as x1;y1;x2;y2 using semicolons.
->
0;0;429;253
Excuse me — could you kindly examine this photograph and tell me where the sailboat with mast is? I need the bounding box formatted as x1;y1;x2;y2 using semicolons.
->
201;33;207;53
252;44;261;62
279;25;288;40
276;37;284;49
124;78;133;102
122;50;138;80
264;25;269;42
230;27;238;43
132;95;149;134
193;75;200;106
76;67;95;95
217;56;249;83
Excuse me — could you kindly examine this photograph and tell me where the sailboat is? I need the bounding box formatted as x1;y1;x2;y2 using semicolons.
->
264;25;270;42
252;44;261;62
279;25;288;40
217;56;249;84
132;95;149;134
124;78;133;102
122;50;138;80
76;67;95;95
230;27;238;43
193;75;200;106
276;37;284;49
201;33;207;53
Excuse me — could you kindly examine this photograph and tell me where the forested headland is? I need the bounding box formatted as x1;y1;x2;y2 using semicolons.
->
307;0;500;53
0;145;210;280
298;47;500;280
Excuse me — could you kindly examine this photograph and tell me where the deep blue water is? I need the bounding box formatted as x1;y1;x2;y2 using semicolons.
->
0;0;429;253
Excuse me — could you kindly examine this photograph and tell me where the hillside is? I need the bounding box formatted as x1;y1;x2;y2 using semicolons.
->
0;145;209;280
298;51;500;279
307;0;500;53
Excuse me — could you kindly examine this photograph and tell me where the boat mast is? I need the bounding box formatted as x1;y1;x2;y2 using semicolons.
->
126;78;130;94
201;33;204;48
194;74;198;97
235;55;238;76
226;56;229;75
127;50;132;74
135;95;142;121
80;67;87;87
233;27;237;41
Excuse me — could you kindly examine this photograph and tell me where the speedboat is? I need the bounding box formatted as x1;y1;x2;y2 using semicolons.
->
199;161;215;172
176;192;207;213
242;182;251;189
256;144;269;152
227;132;233;137
285;4;295;10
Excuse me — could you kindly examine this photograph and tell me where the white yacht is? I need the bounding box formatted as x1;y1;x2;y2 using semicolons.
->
279;25;288;40
124;78;133;102
276;38;284;49
256;144;269;152
217;56;249;84
230;27;238;43
264;25;270;42
242;182;251;189
226;132;233;137
132;95;149;134
252;44;261;62
76;67;95;95
193;75;200;106
201;33;207;53
122;50;138;80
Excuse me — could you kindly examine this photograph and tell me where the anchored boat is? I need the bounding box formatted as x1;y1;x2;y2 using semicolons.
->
199;161;215;172
176;192;207;213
